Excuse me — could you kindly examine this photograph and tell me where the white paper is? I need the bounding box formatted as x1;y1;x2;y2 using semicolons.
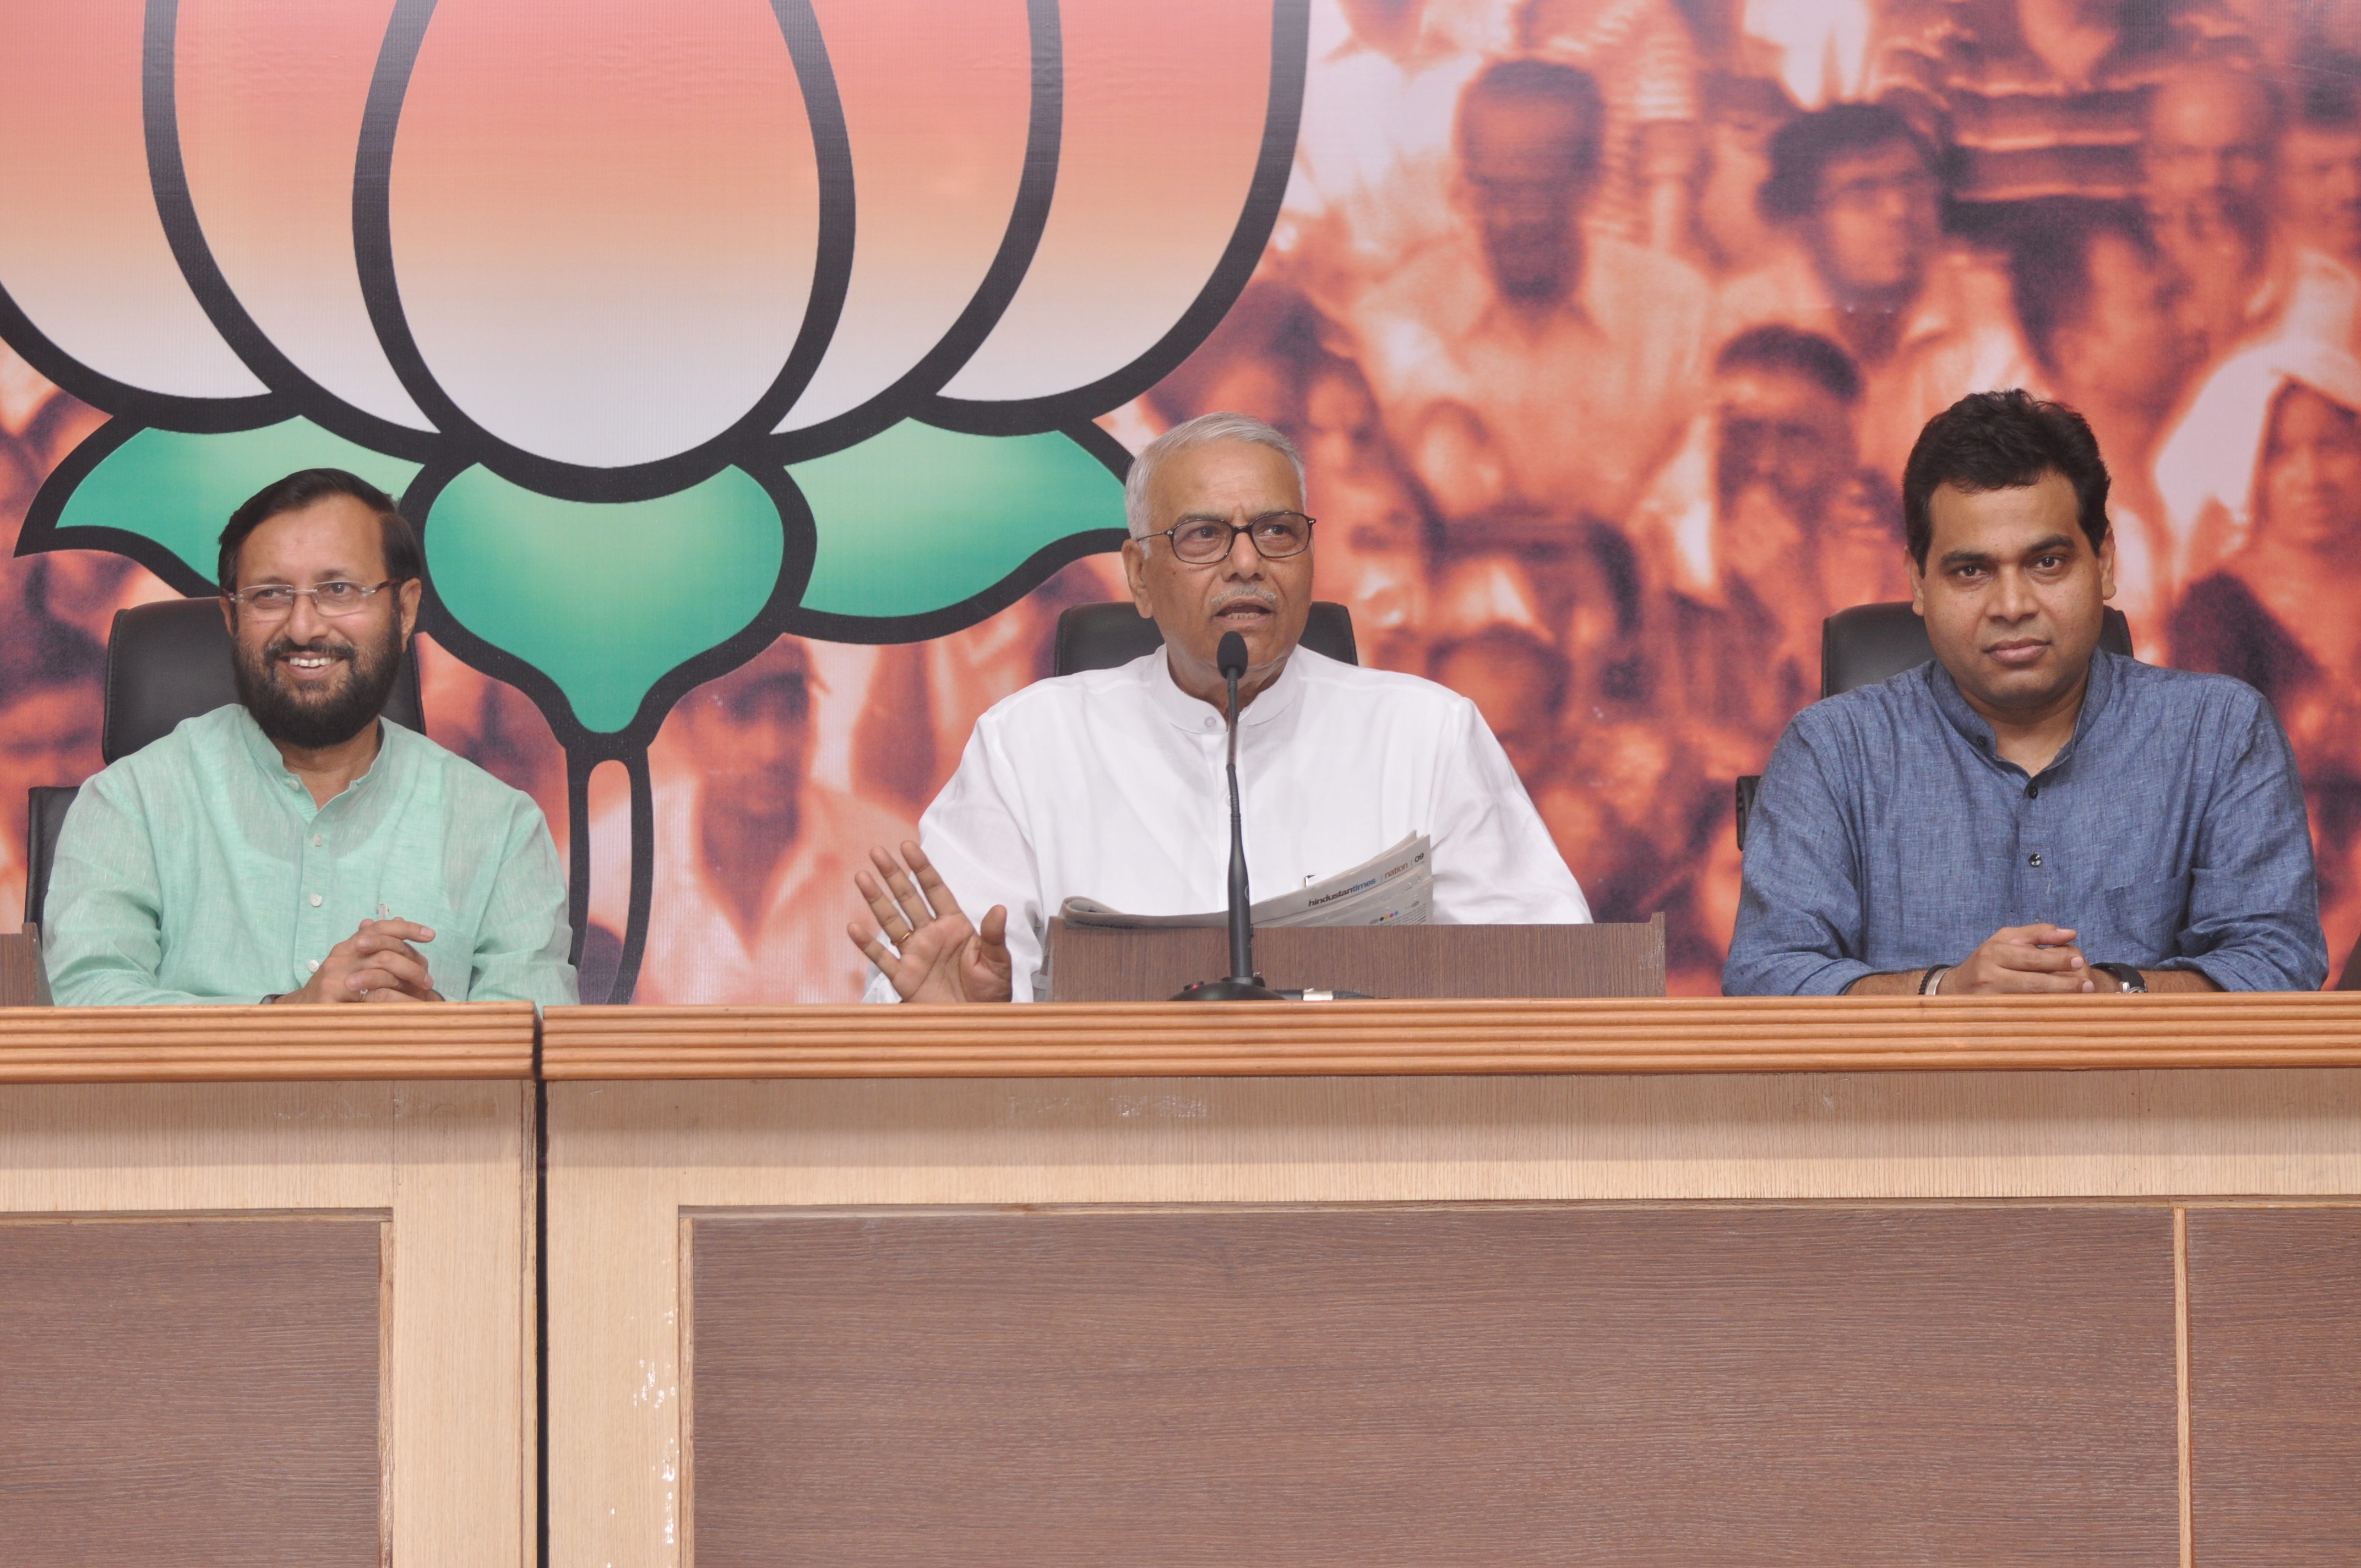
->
1058;834;1432;930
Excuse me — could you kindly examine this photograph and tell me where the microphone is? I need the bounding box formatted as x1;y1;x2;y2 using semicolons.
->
1174;631;1284;1002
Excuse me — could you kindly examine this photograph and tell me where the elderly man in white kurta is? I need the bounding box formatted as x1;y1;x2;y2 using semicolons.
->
848;411;1590;1004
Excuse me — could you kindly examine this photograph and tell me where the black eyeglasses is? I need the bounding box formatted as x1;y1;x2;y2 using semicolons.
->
1145;511;1316;564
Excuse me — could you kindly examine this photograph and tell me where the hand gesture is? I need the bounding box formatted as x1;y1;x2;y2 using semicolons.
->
847;841;1013;1004
1941;924;2096;994
282;917;442;1003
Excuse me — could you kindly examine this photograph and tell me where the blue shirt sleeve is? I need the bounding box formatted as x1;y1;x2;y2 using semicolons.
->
2170;692;2329;992
1723;713;1878;997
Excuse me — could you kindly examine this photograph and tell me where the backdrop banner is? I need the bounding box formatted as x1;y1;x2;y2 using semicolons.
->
3;0;2357;997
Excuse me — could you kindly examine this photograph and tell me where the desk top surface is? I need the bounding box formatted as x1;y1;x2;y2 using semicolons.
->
536;993;2361;1079
3;994;2359;1084
0;1001;536;1082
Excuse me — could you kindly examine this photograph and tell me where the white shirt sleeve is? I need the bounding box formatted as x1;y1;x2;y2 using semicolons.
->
1426;698;1592;924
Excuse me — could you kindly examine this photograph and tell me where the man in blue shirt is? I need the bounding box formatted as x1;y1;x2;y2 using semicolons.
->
1726;389;2327;996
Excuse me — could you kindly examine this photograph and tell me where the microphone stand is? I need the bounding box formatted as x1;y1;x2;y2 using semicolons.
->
1175;632;1285;1002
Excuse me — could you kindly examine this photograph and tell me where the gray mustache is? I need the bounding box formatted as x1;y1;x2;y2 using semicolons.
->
1209;588;1279;611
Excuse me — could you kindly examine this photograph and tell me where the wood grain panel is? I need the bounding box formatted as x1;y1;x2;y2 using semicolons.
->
0;1002;535;1082
684;1205;2179;1567
0;1079;535;1567
546;1071;2361;1568
0;930;43;1006
541;993;2361;1079
1043;917;1666;1000
2185;1206;2361;1565
0;1216;383;1565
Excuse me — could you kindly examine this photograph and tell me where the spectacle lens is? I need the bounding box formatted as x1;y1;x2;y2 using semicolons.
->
1167;513;1314;564
233;581;391;620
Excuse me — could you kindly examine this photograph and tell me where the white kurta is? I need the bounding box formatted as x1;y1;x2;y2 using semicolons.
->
867;647;1590;1002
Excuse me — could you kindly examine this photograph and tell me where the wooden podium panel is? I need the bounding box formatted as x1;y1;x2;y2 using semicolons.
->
685;1205;2176;1567
1043;916;1666;1000
2185;1207;2361;1566
0;1005;537;1568
0;1217;384;1566
542;995;2361;1568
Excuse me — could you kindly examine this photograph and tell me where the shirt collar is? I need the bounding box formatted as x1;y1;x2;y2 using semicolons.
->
234;704;395;810
1144;641;1312;732
1924;646;2119;776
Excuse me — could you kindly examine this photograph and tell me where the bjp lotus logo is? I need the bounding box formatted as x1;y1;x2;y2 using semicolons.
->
0;0;1305;992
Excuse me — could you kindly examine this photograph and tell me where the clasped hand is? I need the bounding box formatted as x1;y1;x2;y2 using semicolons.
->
847;841;1013;1004
278;917;442;1003
1939;923;2099;994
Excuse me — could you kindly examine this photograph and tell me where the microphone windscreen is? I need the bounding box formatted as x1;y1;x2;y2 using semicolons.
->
1217;631;1249;679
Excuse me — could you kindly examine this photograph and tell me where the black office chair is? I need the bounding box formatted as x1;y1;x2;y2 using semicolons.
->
24;597;424;928
1053;600;1359;676
1733;604;2135;850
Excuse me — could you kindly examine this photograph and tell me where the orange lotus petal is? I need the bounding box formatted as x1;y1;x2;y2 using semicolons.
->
776;0;1034;435
939;0;1276;404
173;0;431;432
386;0;822;468
0;0;264;401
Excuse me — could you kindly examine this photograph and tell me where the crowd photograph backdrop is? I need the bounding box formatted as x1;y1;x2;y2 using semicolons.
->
2;0;2358;999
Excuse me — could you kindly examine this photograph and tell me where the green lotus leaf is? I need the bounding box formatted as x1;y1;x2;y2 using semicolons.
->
790;421;1124;619
424;465;785;734
47;420;422;583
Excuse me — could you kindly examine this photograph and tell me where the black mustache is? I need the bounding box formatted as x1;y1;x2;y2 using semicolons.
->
264;636;353;663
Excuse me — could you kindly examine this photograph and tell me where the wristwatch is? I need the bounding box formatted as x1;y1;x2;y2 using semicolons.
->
2091;962;2147;993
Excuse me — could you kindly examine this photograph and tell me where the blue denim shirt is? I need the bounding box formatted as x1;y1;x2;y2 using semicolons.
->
1724;651;2327;995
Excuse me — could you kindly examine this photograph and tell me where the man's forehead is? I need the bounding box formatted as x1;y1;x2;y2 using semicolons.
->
1819;138;1930;187
243;496;384;567
2286;124;2361;157
1151;440;1302;515
1460;95;1592;170
1719;366;1845;418
2151;78;2275;145
1928;473;2083;548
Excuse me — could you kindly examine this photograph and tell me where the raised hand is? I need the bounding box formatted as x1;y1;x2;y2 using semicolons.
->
846;841;1014;1004
281;917;442;1003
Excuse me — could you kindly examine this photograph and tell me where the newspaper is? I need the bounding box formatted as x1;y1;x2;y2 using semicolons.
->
1058;834;1432;930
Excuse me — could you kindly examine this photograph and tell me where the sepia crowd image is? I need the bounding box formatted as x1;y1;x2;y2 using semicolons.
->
6;0;2361;997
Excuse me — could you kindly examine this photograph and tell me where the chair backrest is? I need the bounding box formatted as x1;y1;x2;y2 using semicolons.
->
1053;601;1359;676
103;596;424;763
1820;602;2134;699
25;597;427;927
23;785;79;929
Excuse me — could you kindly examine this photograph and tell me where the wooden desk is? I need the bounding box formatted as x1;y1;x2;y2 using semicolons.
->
0;1005;536;1567
542;995;2361;1568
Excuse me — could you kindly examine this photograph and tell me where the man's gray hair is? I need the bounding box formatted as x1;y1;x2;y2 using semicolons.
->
1123;411;1307;538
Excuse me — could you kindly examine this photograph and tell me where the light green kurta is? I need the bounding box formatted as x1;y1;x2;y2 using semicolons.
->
43;704;576;1006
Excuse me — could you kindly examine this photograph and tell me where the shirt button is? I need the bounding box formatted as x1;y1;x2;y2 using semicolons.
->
2026;784;2039;800
1204;716;1218;729
309;893;323;907
2028;853;2043;867
312;834;323;847
306;959;320;973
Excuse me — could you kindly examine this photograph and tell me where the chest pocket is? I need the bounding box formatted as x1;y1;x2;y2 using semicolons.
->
2102;874;2193;964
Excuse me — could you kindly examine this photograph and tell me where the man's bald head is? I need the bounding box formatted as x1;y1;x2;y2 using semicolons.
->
2145;68;2278;252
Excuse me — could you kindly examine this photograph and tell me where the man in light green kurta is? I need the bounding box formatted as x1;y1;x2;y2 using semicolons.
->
42;467;575;1007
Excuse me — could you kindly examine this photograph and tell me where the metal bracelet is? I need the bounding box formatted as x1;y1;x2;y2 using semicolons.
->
1918;964;1951;996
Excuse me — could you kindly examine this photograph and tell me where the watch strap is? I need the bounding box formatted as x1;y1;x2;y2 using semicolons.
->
2091;962;2147;993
